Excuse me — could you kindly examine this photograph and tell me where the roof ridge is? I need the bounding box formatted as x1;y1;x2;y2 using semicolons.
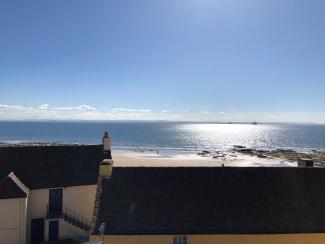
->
8;172;29;195
0;144;102;148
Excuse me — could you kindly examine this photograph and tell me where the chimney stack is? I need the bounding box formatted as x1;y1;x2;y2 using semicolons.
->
103;131;111;152
100;131;113;178
99;159;113;178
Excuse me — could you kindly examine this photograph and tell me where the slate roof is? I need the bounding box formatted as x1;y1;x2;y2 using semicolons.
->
0;172;29;199
93;167;325;235
0;145;107;189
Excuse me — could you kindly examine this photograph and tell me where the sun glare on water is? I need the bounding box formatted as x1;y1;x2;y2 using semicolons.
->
176;123;281;151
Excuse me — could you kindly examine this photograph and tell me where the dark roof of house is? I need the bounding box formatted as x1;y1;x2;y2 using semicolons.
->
93;167;325;235
0;172;29;199
0;145;108;189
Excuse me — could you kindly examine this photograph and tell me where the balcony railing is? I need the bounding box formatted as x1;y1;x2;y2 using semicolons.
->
47;205;91;231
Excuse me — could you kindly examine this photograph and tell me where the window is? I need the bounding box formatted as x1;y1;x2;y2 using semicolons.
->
48;188;63;217
173;235;188;244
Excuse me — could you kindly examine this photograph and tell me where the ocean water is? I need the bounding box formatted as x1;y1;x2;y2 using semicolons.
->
0;121;325;153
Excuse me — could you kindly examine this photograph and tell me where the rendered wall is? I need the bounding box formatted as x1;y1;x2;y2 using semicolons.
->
26;188;48;243
91;233;325;244
0;198;27;244
91;235;170;244
26;185;96;243
59;219;89;240
44;218;89;241
63;184;97;224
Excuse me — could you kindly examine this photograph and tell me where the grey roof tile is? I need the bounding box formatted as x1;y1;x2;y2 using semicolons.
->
0;172;29;199
0;145;108;189
93;167;325;235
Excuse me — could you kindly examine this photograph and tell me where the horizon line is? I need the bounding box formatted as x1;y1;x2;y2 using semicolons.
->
0;119;322;125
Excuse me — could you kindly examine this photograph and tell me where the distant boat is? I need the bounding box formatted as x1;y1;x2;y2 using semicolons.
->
252;121;258;125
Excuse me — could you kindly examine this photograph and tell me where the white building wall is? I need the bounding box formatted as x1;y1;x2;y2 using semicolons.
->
43;218;89;241
26;184;96;243
0;198;28;244
26;188;48;244
27;188;49;218
60;218;89;240
63;185;97;224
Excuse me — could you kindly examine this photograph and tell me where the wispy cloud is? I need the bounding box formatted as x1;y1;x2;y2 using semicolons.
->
38;104;49;110
112;108;151;113
0;104;174;121
0;103;98;120
55;105;96;111
201;111;211;114
0;104;24;110
0;103;323;123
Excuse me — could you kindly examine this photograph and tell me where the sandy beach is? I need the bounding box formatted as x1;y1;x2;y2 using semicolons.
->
113;150;296;167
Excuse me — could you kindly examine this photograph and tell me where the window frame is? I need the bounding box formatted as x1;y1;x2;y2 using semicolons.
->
173;235;188;244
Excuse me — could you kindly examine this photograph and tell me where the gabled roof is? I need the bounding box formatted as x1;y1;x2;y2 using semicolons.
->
93;167;325;235
0;145;107;189
0;172;29;199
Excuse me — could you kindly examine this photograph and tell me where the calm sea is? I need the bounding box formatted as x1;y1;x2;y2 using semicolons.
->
0;121;325;153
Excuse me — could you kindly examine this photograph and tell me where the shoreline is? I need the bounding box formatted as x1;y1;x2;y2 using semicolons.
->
112;150;293;167
112;146;325;167
1;141;324;167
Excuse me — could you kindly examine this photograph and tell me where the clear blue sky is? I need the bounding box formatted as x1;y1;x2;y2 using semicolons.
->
0;0;324;122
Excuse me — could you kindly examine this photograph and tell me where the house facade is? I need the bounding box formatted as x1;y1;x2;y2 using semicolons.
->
0;132;112;244
0;172;29;244
91;166;325;244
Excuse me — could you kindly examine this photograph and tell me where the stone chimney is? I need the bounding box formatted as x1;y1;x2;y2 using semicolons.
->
100;131;113;178
102;131;111;152
92;132;113;233
99;159;113;178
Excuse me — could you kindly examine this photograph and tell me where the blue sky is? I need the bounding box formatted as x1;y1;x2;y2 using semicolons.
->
0;0;324;122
